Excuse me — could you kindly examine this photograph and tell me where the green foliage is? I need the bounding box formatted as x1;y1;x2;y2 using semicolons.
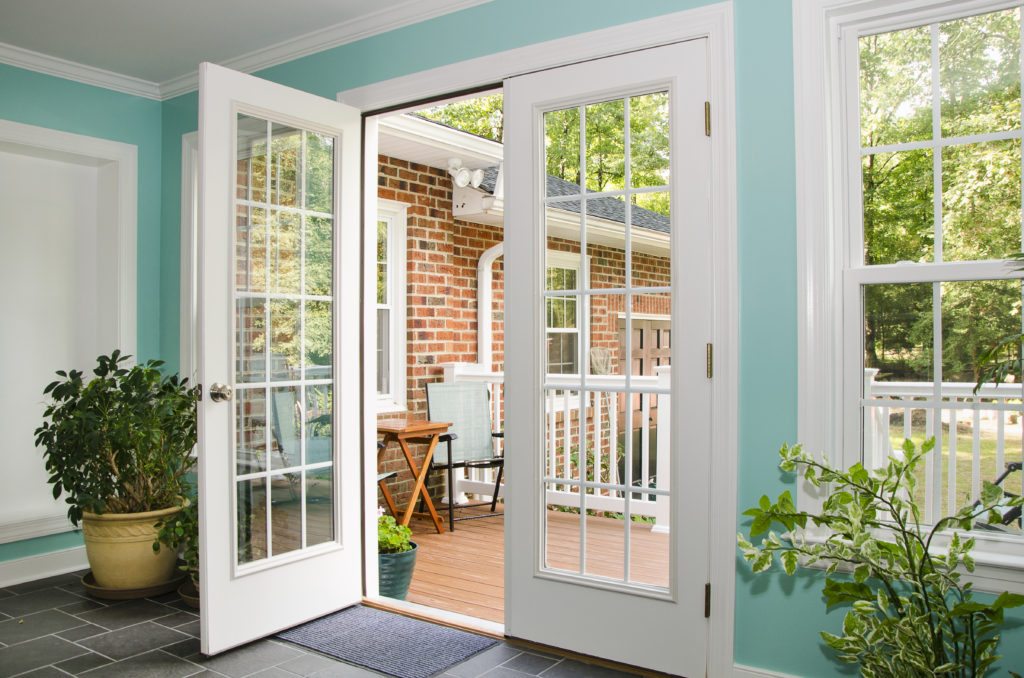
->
155;496;199;584
33;351;199;525
859;10;1023;384
378;514;413;554
738;439;1024;676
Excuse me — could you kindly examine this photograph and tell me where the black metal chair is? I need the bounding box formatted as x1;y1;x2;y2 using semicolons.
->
425;382;504;532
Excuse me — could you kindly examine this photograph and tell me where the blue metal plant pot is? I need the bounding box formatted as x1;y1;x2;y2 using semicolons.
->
378;542;418;600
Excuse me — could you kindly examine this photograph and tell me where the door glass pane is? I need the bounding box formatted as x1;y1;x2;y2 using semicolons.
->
234;112;338;567
545;107;581;196
540;90;672;592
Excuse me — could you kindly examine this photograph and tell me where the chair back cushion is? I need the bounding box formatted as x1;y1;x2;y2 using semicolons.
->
426;382;495;465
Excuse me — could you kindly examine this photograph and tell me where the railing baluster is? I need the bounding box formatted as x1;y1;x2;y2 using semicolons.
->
997;397;1005;477
594;391;603;493
949;404;958;514
641;393;651;502
972;402;981;503
903;406;911;442
926;407;938;524
563;390;571;492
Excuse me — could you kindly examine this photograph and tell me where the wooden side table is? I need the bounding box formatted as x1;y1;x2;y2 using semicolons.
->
377;418;452;534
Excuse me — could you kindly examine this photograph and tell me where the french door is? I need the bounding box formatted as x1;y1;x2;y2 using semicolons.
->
503;40;712;676
197;63;363;654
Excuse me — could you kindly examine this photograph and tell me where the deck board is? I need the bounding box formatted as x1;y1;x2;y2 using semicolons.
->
403;505;669;624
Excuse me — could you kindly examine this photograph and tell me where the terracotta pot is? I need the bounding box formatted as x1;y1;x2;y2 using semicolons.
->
378;542;418;600
82;506;181;590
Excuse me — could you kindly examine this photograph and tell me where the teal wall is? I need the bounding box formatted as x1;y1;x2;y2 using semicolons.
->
0;64;161;564
0;63;163;363
5;0;1024;674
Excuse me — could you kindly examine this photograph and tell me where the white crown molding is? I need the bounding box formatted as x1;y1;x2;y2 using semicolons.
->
0;41;161;100
159;0;492;100
0;0;489;101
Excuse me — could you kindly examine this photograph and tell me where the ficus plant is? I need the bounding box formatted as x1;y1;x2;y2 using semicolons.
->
34;351;200;525
738;438;1024;677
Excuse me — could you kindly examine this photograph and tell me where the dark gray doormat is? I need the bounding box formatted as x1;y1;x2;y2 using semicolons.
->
277;605;498;678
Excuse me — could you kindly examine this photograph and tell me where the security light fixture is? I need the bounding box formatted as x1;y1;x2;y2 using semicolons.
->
448;157;484;189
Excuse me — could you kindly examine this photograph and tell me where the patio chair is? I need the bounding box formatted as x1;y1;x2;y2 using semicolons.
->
973;461;1023;532
425;381;505;532
377;440;399;517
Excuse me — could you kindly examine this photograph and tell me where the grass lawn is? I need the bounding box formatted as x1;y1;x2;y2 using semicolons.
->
888;422;1022;530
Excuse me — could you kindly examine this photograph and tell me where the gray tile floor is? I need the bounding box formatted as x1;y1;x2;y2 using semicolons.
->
0;571;645;678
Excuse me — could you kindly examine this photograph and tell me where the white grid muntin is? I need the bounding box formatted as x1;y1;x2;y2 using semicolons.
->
232;110;338;568
539;86;672;590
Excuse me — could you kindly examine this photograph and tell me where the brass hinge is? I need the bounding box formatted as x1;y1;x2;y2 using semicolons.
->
704;582;712;617
704;101;711;137
706;343;713;379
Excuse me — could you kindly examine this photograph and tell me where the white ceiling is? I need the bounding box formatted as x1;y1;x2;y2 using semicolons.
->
0;0;487;97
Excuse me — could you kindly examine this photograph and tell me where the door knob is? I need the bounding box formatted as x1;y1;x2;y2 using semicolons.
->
209;383;233;402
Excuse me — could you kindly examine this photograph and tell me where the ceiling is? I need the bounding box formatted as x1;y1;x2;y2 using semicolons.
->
0;0;487;97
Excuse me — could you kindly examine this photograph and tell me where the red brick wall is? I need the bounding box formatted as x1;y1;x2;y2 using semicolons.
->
375;153;672;515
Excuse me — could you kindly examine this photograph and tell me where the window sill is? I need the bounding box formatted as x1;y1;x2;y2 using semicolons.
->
376;399;407;415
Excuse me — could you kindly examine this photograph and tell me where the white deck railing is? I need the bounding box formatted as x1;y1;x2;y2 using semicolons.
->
441;363;671;532
864;368;1024;524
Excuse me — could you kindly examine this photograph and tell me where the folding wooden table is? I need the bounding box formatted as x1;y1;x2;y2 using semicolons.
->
377;417;452;534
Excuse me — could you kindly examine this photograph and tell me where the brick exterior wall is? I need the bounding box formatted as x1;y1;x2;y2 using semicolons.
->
375;153;671;515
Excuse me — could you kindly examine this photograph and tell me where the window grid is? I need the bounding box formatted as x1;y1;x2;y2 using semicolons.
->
847;6;1024;525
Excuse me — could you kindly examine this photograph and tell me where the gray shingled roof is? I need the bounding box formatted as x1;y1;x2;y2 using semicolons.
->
478;167;669;234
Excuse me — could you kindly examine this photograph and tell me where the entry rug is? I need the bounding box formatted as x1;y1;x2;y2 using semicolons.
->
277;605;498;678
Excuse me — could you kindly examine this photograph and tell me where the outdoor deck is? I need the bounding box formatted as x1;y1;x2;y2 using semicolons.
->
404;505;670;624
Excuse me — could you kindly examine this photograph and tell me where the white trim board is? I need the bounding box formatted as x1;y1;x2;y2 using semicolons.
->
0;0;491;101
0;546;88;589
0;119;137;358
344;4;738;676
180;132;199;381
0;515;74;544
734;665;798;678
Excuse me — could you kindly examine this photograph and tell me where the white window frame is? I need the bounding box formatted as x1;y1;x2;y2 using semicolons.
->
376;199;408;413
545;249;585;376
796;0;1024;591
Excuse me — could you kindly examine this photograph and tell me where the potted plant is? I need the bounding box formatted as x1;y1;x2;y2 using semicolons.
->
157;496;199;607
378;511;417;600
34;350;199;593
738;438;1024;676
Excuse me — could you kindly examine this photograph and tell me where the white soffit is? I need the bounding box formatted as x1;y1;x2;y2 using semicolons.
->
0;0;491;101
378;114;502;171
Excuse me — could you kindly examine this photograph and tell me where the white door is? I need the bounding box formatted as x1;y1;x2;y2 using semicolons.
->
503;40;712;676
197;63;363;654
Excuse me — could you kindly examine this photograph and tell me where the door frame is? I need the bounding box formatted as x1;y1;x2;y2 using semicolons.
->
345;4;737;673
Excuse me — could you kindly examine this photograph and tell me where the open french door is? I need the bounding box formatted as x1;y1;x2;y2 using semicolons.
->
503;40;712;676
197;63;363;654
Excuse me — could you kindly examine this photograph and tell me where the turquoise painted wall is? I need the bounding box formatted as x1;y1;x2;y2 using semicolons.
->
0;64;161;563
155;0;1024;674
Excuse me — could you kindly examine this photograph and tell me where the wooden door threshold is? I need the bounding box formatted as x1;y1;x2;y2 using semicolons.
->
363;596;505;639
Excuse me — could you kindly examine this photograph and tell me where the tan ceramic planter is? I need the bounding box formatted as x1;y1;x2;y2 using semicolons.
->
82;506;180;590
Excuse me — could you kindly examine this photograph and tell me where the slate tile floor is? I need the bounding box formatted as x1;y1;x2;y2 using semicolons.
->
0;571;645;678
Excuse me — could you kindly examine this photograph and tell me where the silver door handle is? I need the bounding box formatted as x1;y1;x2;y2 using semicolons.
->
209;383;233;402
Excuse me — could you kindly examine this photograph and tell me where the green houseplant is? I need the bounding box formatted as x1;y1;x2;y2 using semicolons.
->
156;496;199;607
34;350;199;592
378;511;417;600
738;439;1024;676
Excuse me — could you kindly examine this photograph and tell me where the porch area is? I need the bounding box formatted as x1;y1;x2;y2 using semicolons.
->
404;506;671;625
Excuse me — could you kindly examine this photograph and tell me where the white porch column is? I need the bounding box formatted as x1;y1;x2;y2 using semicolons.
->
652;366;671;534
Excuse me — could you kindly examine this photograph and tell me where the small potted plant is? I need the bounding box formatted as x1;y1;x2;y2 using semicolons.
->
156;496;199;608
34;351;199;594
378;510;417;600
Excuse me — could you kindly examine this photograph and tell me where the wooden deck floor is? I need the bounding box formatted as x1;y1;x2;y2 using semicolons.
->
404;505;670;624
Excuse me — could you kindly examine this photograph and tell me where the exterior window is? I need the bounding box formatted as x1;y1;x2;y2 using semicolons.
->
376;201;407;412
546;265;579;375
843;6;1023;525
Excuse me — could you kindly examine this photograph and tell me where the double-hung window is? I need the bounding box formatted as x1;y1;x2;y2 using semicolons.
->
376;200;407;412
798;0;1024;580
546;250;583;376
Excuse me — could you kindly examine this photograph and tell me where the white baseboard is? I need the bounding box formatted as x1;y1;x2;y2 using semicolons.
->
734;664;798;678
0;546;88;588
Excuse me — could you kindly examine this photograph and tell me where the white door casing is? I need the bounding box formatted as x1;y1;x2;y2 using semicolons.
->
197;62;362;654
504;40;713;677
